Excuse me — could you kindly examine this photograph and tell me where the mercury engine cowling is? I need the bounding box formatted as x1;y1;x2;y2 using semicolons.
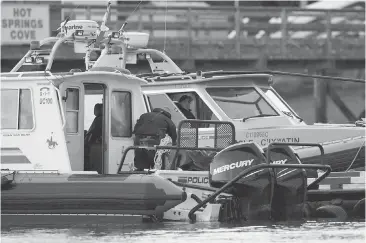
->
264;146;307;220
209;142;275;221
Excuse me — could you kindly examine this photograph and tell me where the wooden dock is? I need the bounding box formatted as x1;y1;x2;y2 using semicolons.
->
308;171;365;190
1;4;365;63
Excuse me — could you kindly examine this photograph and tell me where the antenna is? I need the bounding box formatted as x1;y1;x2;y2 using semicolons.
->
163;0;168;54
95;0;112;45
56;4;80;35
116;0;143;35
118;22;128;36
57;16;70;34
82;0;112;70
101;0;112;32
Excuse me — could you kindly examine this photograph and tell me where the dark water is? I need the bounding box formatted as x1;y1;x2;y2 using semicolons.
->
1;220;365;243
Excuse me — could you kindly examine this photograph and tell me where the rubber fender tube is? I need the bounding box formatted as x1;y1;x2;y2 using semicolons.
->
352;198;365;218
315;205;348;221
1;177;13;190
1;176;9;186
303;202;313;218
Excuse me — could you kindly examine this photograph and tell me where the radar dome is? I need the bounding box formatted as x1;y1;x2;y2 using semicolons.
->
60;20;99;38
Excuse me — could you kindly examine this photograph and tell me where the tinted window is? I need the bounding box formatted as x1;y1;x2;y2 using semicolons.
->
1;89;34;130
261;88;296;117
65;88;79;133
111;91;132;137
19;89;34;129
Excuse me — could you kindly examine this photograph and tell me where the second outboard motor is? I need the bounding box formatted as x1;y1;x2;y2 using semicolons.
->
209;142;275;221
264;146;307;221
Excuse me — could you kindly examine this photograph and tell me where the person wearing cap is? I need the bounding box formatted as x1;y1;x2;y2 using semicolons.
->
132;107;177;171
176;95;196;119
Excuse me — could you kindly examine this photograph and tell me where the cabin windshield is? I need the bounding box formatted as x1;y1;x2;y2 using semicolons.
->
260;88;297;118
205;87;279;120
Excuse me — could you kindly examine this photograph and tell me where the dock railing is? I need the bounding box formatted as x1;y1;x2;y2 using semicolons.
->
56;4;365;60
263;71;365;123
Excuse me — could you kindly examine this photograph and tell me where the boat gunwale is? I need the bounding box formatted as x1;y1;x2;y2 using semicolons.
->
141;73;273;88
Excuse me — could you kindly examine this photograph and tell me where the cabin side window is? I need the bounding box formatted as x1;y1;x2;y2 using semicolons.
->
167;92;219;122
111;91;132;138
65;88;79;134
1;89;34;130
147;91;219;128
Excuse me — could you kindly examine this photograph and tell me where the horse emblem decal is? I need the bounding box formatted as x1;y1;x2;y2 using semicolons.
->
46;132;58;149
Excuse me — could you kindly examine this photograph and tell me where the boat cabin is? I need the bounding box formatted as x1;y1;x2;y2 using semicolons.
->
142;72;306;130
1;70;149;174
140;72;364;148
0;16;191;174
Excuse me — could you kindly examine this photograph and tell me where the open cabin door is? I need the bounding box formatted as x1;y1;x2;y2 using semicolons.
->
108;89;134;173
59;82;85;171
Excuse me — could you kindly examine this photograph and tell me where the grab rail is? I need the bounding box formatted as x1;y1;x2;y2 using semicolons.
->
266;142;325;165
266;142;326;189
199;71;366;84
187;163;331;222
10;37;62;73
45;36;72;71
117;145;221;173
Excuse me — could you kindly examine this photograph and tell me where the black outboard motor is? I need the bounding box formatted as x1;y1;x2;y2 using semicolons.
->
209;142;275;221
264;146;307;221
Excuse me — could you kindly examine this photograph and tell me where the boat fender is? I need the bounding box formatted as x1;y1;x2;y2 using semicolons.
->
330;198;343;206
315;205;348;221
1;176;14;190
352;198;365;218
303;202;313;218
181;190;187;202
142;214;164;223
1;176;9;185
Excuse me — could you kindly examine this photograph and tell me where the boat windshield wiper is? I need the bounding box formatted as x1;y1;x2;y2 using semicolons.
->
293;113;304;122
242;114;277;122
282;111;304;122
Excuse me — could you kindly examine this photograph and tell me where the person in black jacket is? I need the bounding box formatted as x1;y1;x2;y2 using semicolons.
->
85;103;103;145
176;95;196;119
84;103;103;171
133;107;177;170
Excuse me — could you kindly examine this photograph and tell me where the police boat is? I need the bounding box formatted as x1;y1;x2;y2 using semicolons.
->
1;1;364;227
8;0;364;173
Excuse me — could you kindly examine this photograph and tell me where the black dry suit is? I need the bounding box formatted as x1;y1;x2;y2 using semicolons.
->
133;108;177;170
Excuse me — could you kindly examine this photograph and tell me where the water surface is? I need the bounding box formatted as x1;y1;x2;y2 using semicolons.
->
2;220;365;243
